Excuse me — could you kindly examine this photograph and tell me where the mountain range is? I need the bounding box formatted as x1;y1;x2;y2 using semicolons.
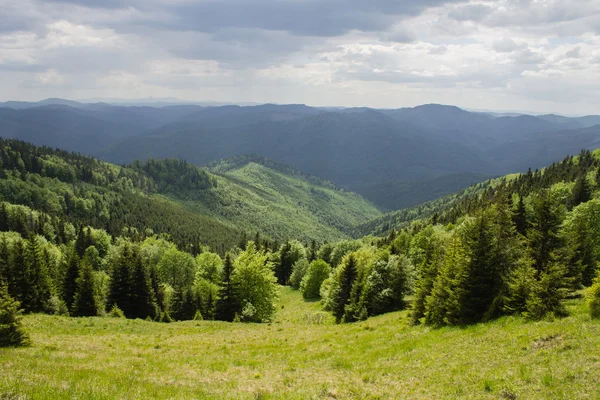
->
1;98;599;211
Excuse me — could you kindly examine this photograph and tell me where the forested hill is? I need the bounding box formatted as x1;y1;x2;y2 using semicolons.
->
0;139;380;250
3;101;600;211
356;149;600;237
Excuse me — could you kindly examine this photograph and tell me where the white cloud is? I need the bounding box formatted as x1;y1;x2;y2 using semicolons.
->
0;0;598;114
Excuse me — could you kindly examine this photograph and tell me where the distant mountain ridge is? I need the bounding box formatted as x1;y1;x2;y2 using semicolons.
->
1;99;600;211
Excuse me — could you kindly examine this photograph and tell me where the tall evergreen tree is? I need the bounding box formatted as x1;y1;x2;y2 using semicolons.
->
308;239;318;262
72;262;98;317
276;242;293;284
215;254;237;321
75;226;87;258
0;204;8;232
130;246;157;320
513;195;528;236
7;240;26;305
0;283;29;347
62;247;80;312
528;191;563;275
23;235;52;313
571;174;591;208
332;254;357;323
0;236;9;284
107;244;133;317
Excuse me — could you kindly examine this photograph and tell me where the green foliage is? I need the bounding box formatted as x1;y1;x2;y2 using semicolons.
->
588;277;600;319
0;283;29;347
72;262;98;317
215;254;237;322
108;304;125;319
231;242;278;323
328;254;358;323
288;258;309;290
195;252;223;285
276;241;306;285
23;235;52;313
300;260;331;299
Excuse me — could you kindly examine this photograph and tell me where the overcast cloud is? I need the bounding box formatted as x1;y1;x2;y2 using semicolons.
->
1;0;599;114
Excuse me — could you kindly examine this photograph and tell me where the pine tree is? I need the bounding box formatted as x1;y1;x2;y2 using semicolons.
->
7;240;27;305
75;226;86;257
62;247;80;312
0;283;29;347
424;234;467;326
276;242;293;284
513;195;527;236
129;246;157;320
332;254;357;323
308;239;317;262
0;203;8;232
72;262;97;317
0;236;8;283
460;214;497;323
525;260;568;320
503;256;537;315
215;254;237;321
107;244;133;317
571;174;591;208
528;191;563;275
23;235;52;313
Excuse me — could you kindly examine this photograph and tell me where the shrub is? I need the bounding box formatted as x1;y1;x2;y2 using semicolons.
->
108;304;126;318
588;277;600;319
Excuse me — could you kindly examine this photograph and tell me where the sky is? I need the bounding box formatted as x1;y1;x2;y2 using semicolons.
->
1;0;599;114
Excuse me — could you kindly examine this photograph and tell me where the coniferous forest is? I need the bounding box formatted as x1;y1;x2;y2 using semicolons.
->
1;138;600;399
1;137;599;332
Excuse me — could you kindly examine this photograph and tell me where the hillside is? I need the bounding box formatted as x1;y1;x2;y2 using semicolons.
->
3;289;598;399
356;148;600;237
4;101;600;210
0;140;380;247
153;155;382;242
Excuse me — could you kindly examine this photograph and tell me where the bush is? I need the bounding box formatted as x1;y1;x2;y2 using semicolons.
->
0;284;30;347
48;295;70;316
108;304;126;318
588;278;600;319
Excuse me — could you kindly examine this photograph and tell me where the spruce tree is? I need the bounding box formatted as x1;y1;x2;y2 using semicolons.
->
62;247;80;312
332;254;357;323
0;236;8;283
75;226;86;257
513;195;527;236
0;203;8;232
308;239;317;262
107;244;133;317
130;246;157;320
0;283;29;347
8;239;27;305
461;214;496;323
23;235;52;313
571;174;591;208
72;262;98;317
528;191;562;275
276;242;293;284
215;254;237;321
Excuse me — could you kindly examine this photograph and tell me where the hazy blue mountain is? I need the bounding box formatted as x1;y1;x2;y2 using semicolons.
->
2;101;600;211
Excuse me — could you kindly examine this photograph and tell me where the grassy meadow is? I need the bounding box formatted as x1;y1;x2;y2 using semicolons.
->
2;287;600;399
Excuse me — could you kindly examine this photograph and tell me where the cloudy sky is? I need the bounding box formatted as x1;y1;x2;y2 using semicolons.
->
1;0;599;114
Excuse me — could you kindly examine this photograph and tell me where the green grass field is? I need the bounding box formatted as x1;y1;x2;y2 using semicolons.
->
2;288;599;399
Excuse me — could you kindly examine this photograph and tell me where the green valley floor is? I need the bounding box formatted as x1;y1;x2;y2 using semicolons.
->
1;288;599;399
